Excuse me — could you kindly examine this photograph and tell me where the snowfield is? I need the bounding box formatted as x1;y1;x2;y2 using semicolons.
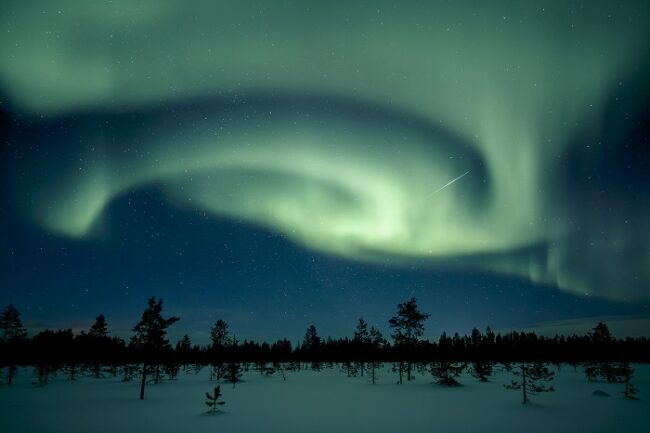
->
1;364;648;433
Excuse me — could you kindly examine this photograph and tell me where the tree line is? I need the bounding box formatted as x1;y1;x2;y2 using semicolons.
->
0;297;645;401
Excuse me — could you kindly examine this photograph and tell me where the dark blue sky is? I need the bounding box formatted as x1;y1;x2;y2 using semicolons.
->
1;1;649;344
1;177;647;343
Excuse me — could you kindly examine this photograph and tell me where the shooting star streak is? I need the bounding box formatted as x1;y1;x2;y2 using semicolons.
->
430;170;471;195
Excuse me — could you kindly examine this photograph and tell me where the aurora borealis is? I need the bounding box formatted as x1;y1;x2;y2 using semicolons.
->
1;1;649;340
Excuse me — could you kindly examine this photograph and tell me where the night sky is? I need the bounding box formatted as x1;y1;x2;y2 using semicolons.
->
1;1;649;343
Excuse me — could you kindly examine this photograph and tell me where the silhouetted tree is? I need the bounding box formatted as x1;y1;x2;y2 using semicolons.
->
175;334;193;372
130;297;179;400
341;360;359;378
0;304;28;341
369;326;385;385
121;364;136;382
164;361;180;380
177;334;192;351
353;317;370;376
303;325;320;349
225;337;242;388
34;363;49;387
0;304;28;385
66;362;81;381
584;323;619;382
273;361;287;381
591;322;613;344
205;385;225;413
389;297;429;382
210;320;230;348
85;314;112;378
504;362;555;404
470;361;493;382
589;360;639;398
209;320;230;380
429;361;465;386
302;325;321;363
89;314;108;338
618;363;639;399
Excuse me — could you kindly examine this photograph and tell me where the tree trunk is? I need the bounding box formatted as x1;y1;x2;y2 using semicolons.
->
522;365;528;404
7;365;15;385
140;364;147;400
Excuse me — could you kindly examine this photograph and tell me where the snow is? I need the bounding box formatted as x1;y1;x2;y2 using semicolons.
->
1;364;648;433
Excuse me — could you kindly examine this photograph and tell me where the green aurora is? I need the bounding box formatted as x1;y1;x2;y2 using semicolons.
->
2;1;649;301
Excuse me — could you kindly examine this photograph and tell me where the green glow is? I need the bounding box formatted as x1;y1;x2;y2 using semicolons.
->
2;1;649;300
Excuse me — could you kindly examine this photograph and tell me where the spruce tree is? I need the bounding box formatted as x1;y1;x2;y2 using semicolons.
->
130;297;179;400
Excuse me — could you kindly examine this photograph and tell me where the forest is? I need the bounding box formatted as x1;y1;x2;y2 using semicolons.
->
0;297;646;402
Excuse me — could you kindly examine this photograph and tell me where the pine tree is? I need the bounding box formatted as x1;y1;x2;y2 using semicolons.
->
429;361;465;386
87;314;110;378
353;317;370;376
504;362;555;404
209;320;230;381
470;361;493;382
388;297;429;382
302;325;321;362
619;363;639;400
205;385;226;413
210;320;230;348
591;322;613;344
0;304;28;385
340;360;359;378
227;362;242;388
584;322;619;383
273;361;287;381
0;304;28;341
224;337;242;388
67;362;80;381
593;361;640;399
303;325;320;349
34;363;49;387
89;314;109;338
178;334;192;351
130;297;179;400
368;326;385;385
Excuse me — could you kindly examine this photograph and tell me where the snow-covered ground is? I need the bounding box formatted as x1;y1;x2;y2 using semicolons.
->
1;364;648;433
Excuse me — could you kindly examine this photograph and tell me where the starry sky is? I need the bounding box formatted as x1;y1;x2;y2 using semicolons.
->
1;0;649;343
